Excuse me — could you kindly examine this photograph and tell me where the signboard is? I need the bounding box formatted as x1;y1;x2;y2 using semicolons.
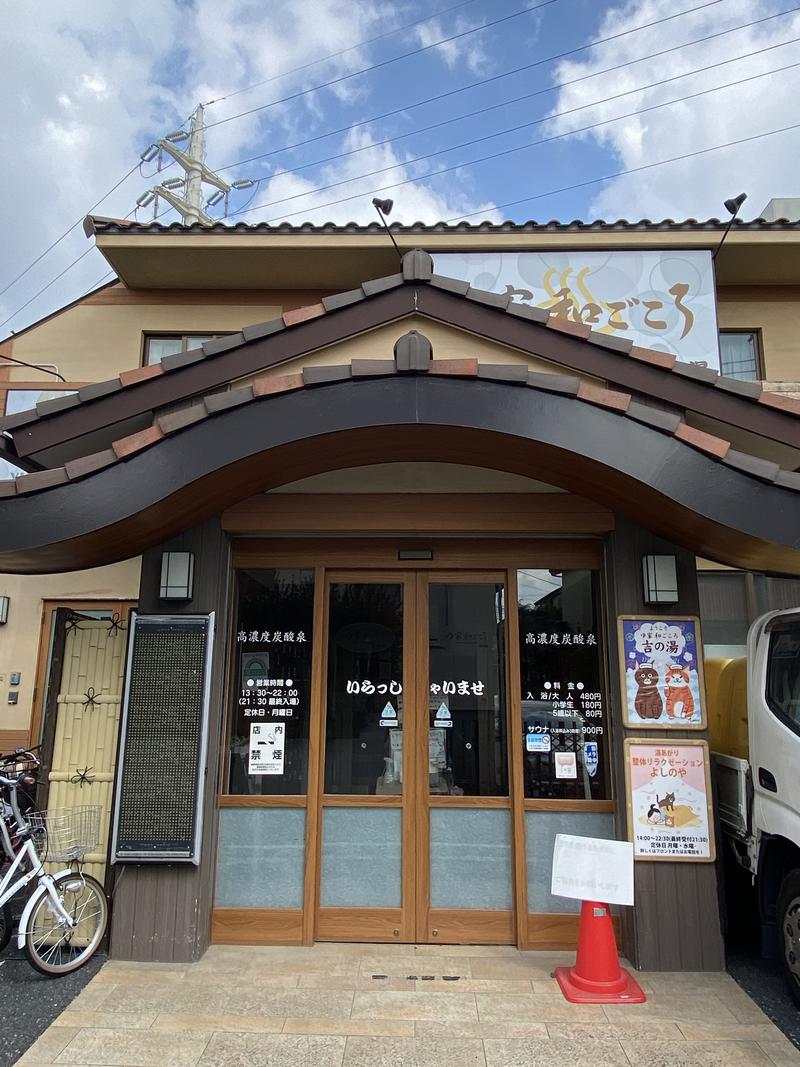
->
249;722;285;775
624;739;715;861
618;615;706;729
432;250;719;369
112;612;214;865
551;833;634;906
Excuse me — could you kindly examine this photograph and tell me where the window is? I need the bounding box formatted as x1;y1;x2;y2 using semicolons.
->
143;333;231;366
719;331;761;381
766;619;800;736
517;569;609;799
228;569;315;795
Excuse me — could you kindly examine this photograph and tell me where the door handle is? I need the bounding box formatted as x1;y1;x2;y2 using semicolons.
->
758;767;778;792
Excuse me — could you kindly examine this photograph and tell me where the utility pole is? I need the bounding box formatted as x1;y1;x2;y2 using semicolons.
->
184;105;206;224
136;104;255;225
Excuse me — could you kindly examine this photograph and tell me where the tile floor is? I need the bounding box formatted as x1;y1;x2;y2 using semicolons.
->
16;943;800;1066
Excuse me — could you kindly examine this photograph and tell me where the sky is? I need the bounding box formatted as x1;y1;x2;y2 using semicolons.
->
1;0;799;336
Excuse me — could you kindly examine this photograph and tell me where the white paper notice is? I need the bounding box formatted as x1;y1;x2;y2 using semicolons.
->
554;751;577;778
249;722;285;775
551;834;634;906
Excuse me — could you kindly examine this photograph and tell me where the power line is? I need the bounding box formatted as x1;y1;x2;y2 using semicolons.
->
0;0;551;305
250;61;800;226
221;32;800;208
204;0;488;106
228;55;800;222
0;162;141;301
199;0;565;136
445;121;800;223
214;0;765;175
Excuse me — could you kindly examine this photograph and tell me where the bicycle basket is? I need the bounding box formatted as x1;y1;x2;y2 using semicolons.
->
26;805;102;862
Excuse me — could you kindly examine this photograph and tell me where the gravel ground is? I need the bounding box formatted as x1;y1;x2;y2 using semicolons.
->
0;902;105;1067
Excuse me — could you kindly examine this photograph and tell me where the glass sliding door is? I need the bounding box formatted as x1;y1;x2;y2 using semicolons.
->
317;575;417;941
417;575;515;944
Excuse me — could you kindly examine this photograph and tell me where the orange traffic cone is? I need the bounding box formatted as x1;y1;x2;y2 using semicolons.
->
554;900;646;1004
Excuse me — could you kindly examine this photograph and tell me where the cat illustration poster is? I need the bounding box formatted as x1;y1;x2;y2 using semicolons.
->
624;739;714;861
617;616;706;729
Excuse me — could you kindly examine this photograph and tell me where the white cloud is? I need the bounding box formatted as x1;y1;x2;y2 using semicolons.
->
238;125;502;225
0;0;498;335
546;0;800;221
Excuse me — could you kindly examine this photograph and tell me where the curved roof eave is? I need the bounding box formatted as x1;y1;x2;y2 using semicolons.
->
0;374;798;575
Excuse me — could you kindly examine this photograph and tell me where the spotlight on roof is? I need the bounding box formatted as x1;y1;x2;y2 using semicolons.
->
372;198;393;216
724;192;747;215
714;192;748;262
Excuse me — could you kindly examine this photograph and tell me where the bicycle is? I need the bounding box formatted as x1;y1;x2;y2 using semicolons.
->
0;747;108;976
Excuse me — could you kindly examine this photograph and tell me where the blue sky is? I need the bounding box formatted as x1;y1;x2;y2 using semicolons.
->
1;0;799;334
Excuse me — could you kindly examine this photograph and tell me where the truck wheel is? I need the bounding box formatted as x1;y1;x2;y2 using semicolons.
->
777;871;800;1007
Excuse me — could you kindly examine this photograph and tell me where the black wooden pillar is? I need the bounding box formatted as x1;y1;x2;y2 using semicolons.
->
604;515;725;971
109;517;231;962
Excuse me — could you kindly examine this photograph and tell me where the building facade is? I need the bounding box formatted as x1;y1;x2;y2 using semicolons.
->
1;214;799;969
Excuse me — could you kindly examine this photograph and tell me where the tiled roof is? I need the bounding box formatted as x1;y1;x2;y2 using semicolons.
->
85;215;800;236
0;326;798;500
1;249;797;443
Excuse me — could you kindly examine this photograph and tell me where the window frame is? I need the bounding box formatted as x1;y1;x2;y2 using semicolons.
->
141;332;235;367
765;620;800;740
718;328;764;381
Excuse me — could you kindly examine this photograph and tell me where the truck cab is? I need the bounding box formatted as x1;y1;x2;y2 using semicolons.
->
711;609;800;1003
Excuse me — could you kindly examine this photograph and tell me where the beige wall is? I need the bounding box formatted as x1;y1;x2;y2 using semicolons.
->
717;287;800;381
0;559;141;734
9;297;286;384
239;316;585;383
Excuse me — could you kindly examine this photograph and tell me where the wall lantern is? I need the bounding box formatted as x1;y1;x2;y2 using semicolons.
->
0;596;8;625
159;552;194;601
642;555;679;605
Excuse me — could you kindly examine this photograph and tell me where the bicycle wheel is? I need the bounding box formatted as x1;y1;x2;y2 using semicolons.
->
24;872;108;977
0;901;11;953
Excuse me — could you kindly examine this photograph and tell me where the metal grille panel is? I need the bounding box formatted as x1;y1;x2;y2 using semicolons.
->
112;614;214;863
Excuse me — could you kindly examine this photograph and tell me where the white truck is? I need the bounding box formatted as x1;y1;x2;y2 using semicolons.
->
711;607;800;1004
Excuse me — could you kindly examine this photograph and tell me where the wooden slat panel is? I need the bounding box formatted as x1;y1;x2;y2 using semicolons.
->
109;517;232;963
603;515;725;971
427;909;515;945
223;494;614;535
232;538;603;571
212;908;304;945
527;912;622;950
317;908;405;943
218;795;307;808
524;800;616;812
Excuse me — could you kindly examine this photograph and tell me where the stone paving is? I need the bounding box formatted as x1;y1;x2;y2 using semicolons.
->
16;943;800;1066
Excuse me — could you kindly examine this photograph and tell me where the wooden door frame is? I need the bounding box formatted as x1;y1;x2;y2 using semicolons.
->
213;539;614;948
316;569;418;943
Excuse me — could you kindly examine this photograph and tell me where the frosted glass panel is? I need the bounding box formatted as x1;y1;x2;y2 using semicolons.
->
430;809;512;910
215;808;306;908
321;807;402;907
526;811;615;913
